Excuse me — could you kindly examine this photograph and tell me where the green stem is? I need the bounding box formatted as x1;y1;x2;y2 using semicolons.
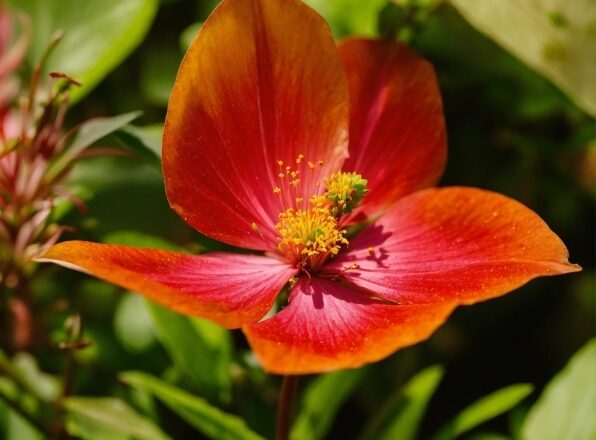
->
275;375;299;440
0;391;48;435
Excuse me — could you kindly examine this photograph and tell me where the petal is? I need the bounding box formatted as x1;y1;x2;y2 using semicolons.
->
325;187;581;305
38;241;296;328
338;39;446;216
244;277;455;374
163;0;349;251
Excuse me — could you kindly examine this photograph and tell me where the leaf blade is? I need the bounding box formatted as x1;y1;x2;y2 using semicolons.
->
433;384;534;440
522;338;596;440
120;371;264;440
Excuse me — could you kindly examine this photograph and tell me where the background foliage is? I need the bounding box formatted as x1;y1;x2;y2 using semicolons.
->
1;0;594;439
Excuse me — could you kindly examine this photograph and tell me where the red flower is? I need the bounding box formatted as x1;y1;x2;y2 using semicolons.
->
40;0;580;374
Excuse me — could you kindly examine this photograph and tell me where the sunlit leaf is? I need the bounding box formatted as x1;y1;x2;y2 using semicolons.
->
113;294;156;353
69;112;142;155
0;400;43;440
10;353;60;403
8;0;158;102
291;369;367;440
303;0;387;37
361;365;444;440
147;304;232;404
451;0;596;116
180;22;202;50
120;371;264;440
63;397;170;440
103;230;179;251
522;338;596;440
433;384;534;440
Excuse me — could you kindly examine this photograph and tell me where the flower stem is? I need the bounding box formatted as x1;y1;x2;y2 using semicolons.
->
275;375;299;440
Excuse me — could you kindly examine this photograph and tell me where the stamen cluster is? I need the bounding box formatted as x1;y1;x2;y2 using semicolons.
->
273;159;368;271
276;197;348;271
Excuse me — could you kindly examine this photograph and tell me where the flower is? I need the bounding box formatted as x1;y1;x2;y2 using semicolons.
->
39;0;580;374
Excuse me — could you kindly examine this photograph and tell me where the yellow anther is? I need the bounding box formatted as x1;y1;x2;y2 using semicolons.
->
367;246;375;255
251;222;259;231
309;194;328;209
270;159;368;271
276;207;348;270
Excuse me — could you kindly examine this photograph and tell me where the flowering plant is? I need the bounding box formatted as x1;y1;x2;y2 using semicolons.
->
40;0;579;376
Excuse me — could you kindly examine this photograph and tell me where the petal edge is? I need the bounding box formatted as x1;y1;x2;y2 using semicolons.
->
39;241;296;328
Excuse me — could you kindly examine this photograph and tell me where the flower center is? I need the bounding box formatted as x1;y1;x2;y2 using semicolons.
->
273;156;368;271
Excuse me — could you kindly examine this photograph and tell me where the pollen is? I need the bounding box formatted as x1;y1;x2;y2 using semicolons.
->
272;157;368;270
324;171;369;217
276;206;348;270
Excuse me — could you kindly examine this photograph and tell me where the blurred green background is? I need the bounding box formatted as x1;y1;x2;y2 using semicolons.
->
1;0;594;439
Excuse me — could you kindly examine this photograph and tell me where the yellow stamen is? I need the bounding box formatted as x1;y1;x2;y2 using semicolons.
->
276;206;348;270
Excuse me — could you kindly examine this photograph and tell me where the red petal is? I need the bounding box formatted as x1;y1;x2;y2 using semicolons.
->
244;277;455;374
39;241;296;328
326;187;580;305
163;0;349;250
338;39;446;216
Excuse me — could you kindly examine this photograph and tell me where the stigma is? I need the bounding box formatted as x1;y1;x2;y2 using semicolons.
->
272;156;368;271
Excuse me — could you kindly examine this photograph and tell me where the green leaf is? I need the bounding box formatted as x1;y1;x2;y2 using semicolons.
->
47;112;142;180
450;0;596;116
10;353;60;403
0;399;43;440
113;294;156;353
103;230;180;251
433;384;534;440
113;124;163;168
63;397;170;440
522;338;596;440
180;22;202;50
9;0;158;102
120;371;264;440
147;303;232;404
361;365;444;440
69;112;142;155
291;369;366;440
140;45;180;106
303;0;387;37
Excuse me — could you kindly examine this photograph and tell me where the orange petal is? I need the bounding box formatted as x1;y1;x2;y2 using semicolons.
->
163;0;349;251
244;277;455;374
39;241;296;328
338;39;446;216
325;187;581;305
